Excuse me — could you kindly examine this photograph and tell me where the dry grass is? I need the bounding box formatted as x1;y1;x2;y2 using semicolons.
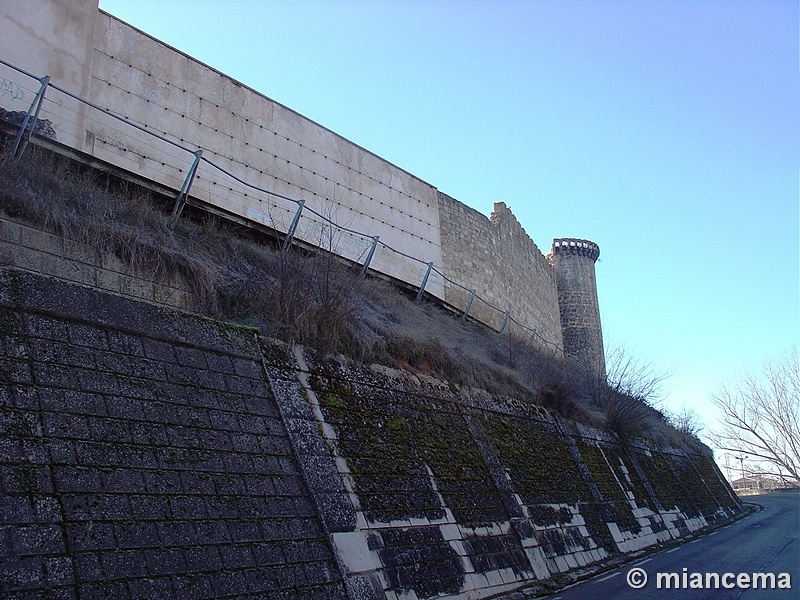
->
0;143;685;442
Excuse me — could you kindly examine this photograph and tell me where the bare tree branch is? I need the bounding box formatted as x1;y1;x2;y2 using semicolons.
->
709;346;800;485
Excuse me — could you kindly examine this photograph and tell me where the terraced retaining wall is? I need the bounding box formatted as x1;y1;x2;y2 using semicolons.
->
0;267;741;599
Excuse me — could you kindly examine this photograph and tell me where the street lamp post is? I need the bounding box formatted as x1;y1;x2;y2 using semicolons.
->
735;455;748;490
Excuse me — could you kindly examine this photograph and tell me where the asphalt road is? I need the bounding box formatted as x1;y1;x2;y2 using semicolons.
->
546;491;799;600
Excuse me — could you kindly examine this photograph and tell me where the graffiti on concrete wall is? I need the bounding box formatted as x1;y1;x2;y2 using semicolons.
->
0;77;24;102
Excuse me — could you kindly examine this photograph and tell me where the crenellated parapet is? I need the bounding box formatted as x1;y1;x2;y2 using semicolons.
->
551;238;600;262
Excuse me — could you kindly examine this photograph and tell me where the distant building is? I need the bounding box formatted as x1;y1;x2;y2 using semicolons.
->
730;475;779;494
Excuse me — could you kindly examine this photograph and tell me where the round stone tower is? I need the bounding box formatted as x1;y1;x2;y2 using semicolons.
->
550;238;605;377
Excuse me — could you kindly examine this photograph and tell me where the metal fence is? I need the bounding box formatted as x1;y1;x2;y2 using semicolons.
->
0;57;573;360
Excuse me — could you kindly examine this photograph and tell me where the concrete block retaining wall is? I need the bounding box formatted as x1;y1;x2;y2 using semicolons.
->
0;268;346;599
0;264;741;598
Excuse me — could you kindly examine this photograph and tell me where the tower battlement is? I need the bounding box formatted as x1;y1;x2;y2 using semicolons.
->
551;238;600;262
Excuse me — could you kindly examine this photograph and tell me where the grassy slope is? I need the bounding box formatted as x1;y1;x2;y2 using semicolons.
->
0;144;694;447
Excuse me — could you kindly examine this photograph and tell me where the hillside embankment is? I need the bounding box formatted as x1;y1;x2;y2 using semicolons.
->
0;260;741;599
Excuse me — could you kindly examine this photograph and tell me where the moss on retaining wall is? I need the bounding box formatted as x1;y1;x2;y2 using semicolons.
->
316;375;508;526
577;442;641;534
479;415;589;511
320;386;443;523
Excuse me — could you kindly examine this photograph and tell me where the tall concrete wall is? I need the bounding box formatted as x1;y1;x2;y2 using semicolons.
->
0;0;98;99
0;0;596;361
0;266;741;599
87;11;443;293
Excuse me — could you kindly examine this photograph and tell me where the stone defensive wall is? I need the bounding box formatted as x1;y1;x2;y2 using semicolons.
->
438;196;563;346
0;0;568;350
1;262;742;599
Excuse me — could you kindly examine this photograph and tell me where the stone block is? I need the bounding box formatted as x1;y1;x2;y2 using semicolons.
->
66;323;108;351
62;238;99;265
126;575;173;598
174;346;208;370
141;337;176;363
144;548;189;577
171;575;216;599
127;495;171;521
0;241;18;267
208;409;241;432
204;351;235;375
182;545;223;572
219;545;256;570
95;268;121;294
42;556;75;589
0;218;22;244
10;524;65;556
0;557;47;594
100;550;148;579
72;553;103;583
155;286;189;308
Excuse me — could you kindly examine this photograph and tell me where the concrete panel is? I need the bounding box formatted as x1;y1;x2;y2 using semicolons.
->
0;0;98;98
85;12;444;294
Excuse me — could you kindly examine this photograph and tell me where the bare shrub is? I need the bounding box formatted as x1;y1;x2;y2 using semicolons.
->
491;331;535;370
667;407;704;439
603;343;671;406
270;249;363;352
530;355;587;420
386;336;460;380
595;389;651;441
0;146;223;311
579;344;673;442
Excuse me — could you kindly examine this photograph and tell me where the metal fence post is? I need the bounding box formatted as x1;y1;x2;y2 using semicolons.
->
171;149;203;222
359;236;379;279
282;200;305;252
12;75;50;157
462;290;476;319
499;311;510;334
415;262;433;303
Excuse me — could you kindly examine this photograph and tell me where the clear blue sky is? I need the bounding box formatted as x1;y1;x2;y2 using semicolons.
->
98;0;799;442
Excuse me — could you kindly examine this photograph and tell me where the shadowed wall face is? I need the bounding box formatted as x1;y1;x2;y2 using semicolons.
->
551;239;605;377
0;269;346;600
